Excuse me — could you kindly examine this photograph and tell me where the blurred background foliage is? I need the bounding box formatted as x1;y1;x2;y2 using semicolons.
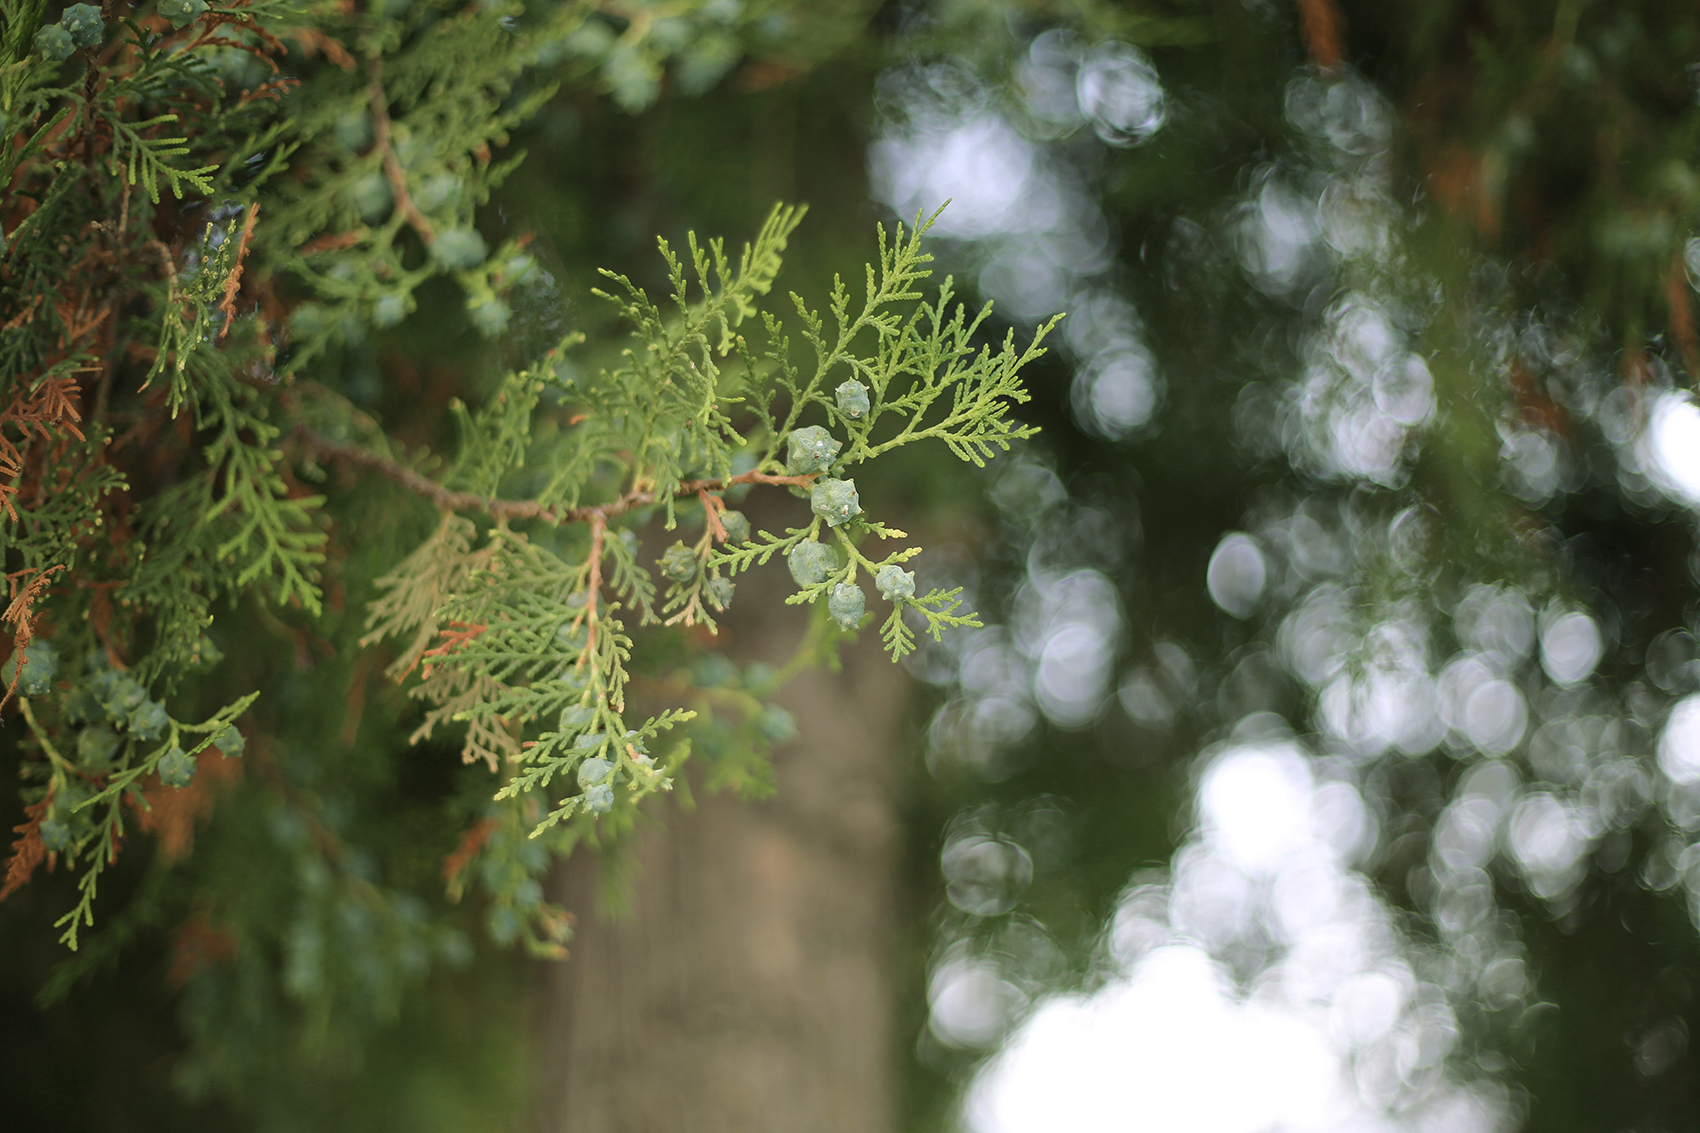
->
890;2;1700;1132
10;0;1700;1130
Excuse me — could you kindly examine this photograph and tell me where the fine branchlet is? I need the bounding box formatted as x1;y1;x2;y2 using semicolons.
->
0;0;1049;1017
359;204;1053;846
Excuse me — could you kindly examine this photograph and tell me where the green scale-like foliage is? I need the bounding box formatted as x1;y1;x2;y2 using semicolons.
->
0;0;1041;1093
361;204;1052;850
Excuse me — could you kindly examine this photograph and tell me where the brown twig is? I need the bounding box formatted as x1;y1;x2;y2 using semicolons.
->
1298;0;1346;72
442;817;496;901
369;62;435;245
283;26;356;71
0;798;50;904
585;513;605;693
297;427;556;520
182;16;288;66
0;564;66;713
698;488;729;542
294;425;817;525
298;230;366;257
216;203;261;341
420;620;489;679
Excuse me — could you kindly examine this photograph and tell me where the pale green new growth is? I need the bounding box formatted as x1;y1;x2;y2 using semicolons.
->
1;0;1050;1081
103;112;218;203
362;205;1050;839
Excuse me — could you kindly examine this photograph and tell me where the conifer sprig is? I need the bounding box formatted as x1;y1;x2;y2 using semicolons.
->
0;0;1049;1102
354;207;1046;847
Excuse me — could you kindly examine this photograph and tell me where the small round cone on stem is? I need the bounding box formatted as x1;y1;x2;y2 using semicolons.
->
34;24;74;60
60;4;103;48
811;478;861;527
660;541;698;582
788;541;838;587
836;380;870;420
829;582;866;629
719;510;751;544
876;564;916;601
158;747;197;789
159;0;208;29
785;426;841;474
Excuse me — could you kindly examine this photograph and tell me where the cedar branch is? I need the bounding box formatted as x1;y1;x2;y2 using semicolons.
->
294;426;817;524
369;63;436;245
215;202;261;341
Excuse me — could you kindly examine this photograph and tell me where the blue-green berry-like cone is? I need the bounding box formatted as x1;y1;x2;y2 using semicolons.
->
60;4;103;47
39;817;74;852
559;703;595;731
706;576;735;609
659;541;697;582
811;478;861;527
115;676;146;712
828;582;866;629
85;668;116;700
875;564;916;602
692;654;739;688
414;172;462;213
787;541;837;587
835;379;870;420
332;107;373;151
158;747;196;789
64;685;100;724
19;639;57;696
52;783;89;819
78;725;120;768
34;24;74;60
213;727;245;756
159;0;208;27
583;782;615;813
470;297;511;338
576;756;613;788
99;675;146;721
719;509;751;544
757;704;798;744
373;293;408;328
785;426;841;474
431;227;487;270
128;699;169;741
352;172;393;223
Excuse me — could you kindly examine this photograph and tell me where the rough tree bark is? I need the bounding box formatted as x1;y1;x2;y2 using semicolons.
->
529;575;911;1133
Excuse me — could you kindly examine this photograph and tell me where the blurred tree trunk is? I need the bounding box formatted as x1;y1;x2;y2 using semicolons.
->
529;593;910;1133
